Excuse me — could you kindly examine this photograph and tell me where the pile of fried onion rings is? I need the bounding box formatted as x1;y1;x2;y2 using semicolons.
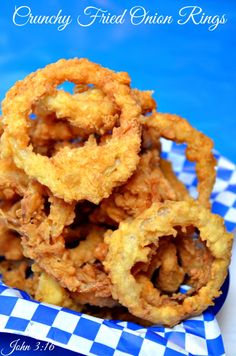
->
0;58;233;327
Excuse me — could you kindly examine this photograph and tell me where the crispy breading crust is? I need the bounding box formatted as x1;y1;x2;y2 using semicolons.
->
143;113;216;207
35;88;119;136
0;222;23;260
104;200;233;326
1;58;142;203
0;58;231;328
90;149;177;225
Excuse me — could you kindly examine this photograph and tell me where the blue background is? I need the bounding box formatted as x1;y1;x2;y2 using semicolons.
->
0;0;235;161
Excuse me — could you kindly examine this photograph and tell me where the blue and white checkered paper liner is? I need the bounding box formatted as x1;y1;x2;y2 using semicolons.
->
0;139;235;356
161;139;236;232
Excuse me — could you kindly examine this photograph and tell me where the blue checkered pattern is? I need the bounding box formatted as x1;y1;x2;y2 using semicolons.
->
0;283;226;356
1;140;234;356
161;139;236;232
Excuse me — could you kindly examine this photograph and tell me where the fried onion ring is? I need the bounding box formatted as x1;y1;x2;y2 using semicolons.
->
160;159;190;201
104;200;232;326
18;185;112;297
146;239;185;293
1;58;141;203
90;149;177;225
35;87;119;136
176;232;214;291
30;87;155;153
143;113;216;207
